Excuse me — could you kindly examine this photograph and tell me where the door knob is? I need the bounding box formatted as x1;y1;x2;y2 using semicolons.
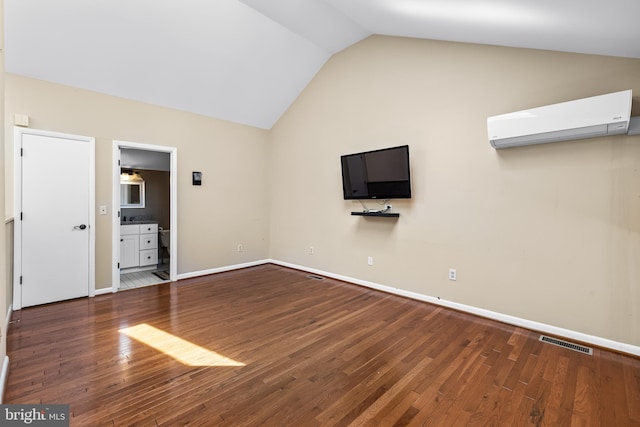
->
73;224;87;230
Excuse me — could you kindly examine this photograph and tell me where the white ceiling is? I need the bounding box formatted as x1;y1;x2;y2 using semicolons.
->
121;149;170;172
5;0;640;129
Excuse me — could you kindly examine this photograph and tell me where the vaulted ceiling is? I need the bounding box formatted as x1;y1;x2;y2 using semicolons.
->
5;0;640;129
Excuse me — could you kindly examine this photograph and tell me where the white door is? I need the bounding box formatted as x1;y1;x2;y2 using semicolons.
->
16;129;94;308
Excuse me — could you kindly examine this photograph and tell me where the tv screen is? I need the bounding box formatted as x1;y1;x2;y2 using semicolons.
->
341;145;411;200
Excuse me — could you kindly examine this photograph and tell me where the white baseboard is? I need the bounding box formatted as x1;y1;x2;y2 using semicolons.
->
177;259;270;281
0;356;8;404
269;259;640;357
0;304;10;404
93;258;640;357
97;260;271;295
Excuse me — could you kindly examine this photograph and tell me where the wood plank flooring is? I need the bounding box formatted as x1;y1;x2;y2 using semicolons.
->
6;264;640;426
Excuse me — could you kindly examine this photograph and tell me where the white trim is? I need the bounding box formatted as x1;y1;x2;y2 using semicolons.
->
111;142;119;292
268;259;640;357
4;304;11;343
13;127;96;310
94;287;113;296
112;141;178;292
88;134;96;298
0;305;9;404
0;356;9;404
0;308;10;404
176;259;270;281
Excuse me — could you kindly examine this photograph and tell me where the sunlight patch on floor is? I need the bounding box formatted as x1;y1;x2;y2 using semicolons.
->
119;323;245;367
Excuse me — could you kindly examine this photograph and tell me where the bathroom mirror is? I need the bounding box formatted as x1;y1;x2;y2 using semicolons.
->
120;181;145;208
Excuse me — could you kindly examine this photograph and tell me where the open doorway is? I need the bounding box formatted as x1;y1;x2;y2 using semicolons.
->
112;141;177;292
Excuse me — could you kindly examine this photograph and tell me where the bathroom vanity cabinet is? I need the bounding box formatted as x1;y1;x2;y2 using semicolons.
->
120;223;158;271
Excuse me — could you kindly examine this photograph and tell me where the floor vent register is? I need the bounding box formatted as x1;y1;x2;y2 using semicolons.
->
539;335;593;355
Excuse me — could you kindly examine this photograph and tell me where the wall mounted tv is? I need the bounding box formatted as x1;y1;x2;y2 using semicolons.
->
341;145;411;200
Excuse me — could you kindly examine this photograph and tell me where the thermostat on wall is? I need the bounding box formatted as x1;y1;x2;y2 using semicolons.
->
192;171;202;186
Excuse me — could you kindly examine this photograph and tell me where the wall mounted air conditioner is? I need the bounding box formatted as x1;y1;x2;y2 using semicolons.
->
487;90;632;149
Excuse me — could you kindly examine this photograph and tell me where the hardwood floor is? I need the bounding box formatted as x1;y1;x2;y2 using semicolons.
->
6;264;640;426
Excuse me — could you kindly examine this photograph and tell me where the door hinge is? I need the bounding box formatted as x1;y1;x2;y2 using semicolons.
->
20;212;23;221
19;276;23;285
20;148;23;157
118;211;121;218
117;262;120;269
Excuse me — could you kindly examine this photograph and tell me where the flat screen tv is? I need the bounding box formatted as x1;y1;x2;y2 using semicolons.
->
341;145;411;200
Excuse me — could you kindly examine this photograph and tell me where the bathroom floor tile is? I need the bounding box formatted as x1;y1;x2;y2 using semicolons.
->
120;267;170;290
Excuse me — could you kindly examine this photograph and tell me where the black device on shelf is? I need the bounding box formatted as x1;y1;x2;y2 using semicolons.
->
341;145;411;200
351;211;400;218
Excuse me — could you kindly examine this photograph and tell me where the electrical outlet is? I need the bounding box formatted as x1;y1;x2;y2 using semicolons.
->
309;246;314;255
368;256;373;266
449;268;457;281
237;244;244;252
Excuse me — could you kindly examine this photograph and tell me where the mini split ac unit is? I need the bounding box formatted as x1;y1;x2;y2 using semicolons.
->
487;90;633;149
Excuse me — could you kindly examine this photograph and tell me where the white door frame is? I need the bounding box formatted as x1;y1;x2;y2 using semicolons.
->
14;127;96;310
112;140;178;292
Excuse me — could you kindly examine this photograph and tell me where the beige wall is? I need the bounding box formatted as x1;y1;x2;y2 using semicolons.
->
4;35;640;349
269;36;640;346
5;74;270;290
